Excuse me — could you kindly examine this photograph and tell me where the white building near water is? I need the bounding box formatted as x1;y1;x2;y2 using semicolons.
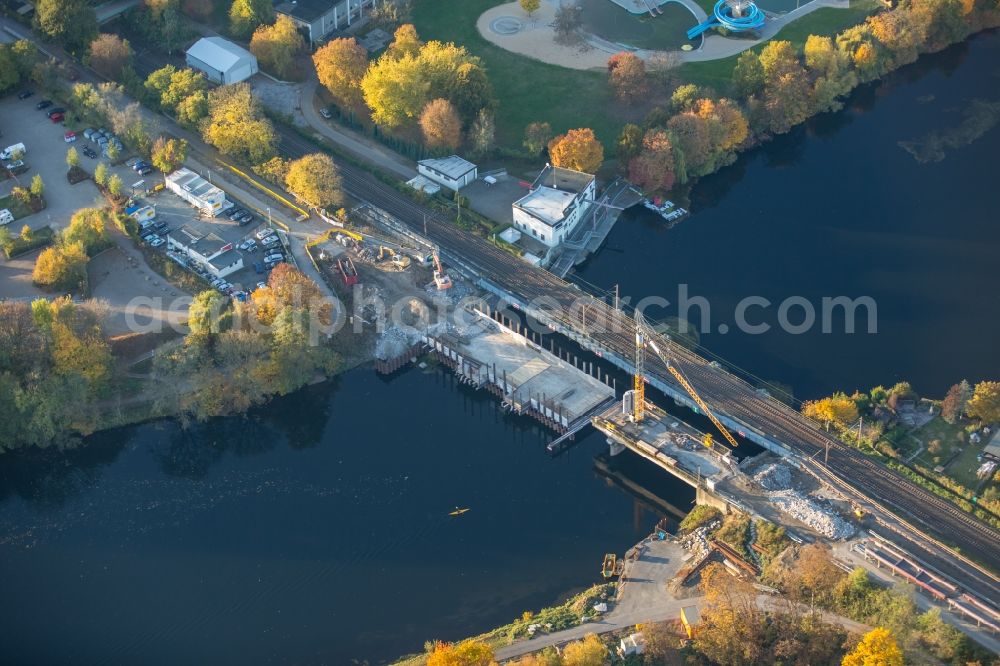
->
185;37;258;84
165;168;230;217
512;165;596;248
417;155;478;192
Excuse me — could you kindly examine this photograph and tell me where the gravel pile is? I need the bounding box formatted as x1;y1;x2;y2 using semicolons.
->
771;490;855;539
753;462;792;490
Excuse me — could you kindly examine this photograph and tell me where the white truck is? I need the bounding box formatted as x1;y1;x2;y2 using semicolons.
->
1;143;26;161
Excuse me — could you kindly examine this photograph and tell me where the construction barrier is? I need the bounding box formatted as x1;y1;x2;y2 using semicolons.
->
218;161;310;223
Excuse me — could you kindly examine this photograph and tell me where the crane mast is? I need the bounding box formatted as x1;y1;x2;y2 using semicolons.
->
632;311;740;449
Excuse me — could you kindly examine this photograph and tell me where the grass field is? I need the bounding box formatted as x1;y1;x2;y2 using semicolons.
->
412;0;618;147
909;417;994;491
411;0;879;147
578;0;698;50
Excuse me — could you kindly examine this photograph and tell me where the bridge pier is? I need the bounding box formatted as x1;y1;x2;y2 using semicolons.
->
608;438;626;456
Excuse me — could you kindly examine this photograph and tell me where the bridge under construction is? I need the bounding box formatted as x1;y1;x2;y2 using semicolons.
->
276;129;1000;606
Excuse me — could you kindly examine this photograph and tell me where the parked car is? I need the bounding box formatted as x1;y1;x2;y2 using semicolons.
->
153;220;168;233
4;160;28;175
254;261;265;274
49;113;64;124
36;100;52;110
319;107;332;119
262;235;281;248
264;258;284;269
90;132;104;144
140;232;159;243
46;108;66;118
264;251;284;263
228;208;246;220
64;131;76;143
215;282;232;293
238;239;257;252
82;146;97;159
130;159;146;171
83;128;95;140
256;281;267;291
137;165;153;176
210;278;225;288
237;213;254;226
255;228;276;240
149;236;165;248
17;90;33;99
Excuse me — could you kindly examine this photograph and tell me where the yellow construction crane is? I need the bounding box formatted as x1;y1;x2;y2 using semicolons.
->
633;311;740;449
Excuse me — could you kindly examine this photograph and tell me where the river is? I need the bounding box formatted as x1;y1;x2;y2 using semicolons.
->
579;29;1000;400
2;28;999;666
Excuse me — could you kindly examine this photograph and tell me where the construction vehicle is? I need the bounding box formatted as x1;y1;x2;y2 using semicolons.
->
632;311;740;449
337;256;359;286
432;249;453;290
378;245;411;269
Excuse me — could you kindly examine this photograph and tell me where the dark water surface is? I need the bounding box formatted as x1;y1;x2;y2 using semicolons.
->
3;28;1000;666
579;30;1000;400
0;369;685;664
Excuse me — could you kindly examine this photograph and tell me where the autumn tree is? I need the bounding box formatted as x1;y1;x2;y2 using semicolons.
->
842;627;903;666
552;1;583;46
229;0;273;40
250;15;304;79
30;174;45;199
419;98;462;150
802;392;859;427
670;83;702;112
202;83;277;163
387;23;422;59
548;128;603;173
695;562;768;666
88;34;132;79
144;66;207;114
66;146;80;169
523;121;553;157
313;38;368;107
94;162;108;187
35;0;97;52
940;382;968;423
519;0;540;16
616;123;643;161
176;90;209;128
33;242;89;291
285;153;344;210
361;51;430;126
607;51;648;103
181;0;214;20
107;173;123;197
62;208;110;254
424;639;494;666
967;381;1000;423
561;634;607;666
628;128;676;192
733;50;765;98
150;137;189;174
758;40;812;134
188;290;229;336
445;62;494;124
468;108;495;156
0;45;18;94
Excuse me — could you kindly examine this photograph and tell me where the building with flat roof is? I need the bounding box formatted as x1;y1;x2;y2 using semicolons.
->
185;37;258;84
167;222;244;279
275;0;380;47
417;155;478;192
165;168;230;217
512;164;596;248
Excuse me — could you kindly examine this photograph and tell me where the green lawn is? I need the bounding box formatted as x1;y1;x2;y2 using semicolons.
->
909;417;994;489
0;193;32;221
412;0;618;147
578;0;697;50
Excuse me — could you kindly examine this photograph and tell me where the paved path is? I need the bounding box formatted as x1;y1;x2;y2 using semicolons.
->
297;79;418;181
477;0;852;70
495;593;870;660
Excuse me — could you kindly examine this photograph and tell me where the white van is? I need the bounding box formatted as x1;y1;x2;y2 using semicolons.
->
0;143;26;161
0;209;14;226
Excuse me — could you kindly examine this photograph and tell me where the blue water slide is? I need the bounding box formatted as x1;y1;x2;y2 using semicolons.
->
686;0;765;40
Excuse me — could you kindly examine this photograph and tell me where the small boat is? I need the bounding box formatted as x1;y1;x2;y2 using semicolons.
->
449;507;470;516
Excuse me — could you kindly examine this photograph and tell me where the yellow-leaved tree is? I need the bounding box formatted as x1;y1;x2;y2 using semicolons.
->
842;627;903;666
802;392;859;427
425;639;495;666
548;128;604;174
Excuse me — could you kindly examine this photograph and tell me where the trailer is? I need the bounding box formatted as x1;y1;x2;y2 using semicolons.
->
337;256;359;286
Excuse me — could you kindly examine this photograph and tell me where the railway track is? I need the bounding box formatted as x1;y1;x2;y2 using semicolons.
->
275;129;1000;601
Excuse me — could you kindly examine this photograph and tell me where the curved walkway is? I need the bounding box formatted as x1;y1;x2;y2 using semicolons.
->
477;0;850;70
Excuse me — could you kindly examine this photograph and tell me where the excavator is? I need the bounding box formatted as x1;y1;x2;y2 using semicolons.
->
632;310;740;450
433;249;453;290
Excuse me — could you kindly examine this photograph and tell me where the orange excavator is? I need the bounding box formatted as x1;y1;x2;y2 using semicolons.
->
433;249;453;290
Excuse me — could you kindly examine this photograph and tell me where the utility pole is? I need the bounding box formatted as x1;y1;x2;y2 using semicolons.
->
614;284;619;311
824;440;829;467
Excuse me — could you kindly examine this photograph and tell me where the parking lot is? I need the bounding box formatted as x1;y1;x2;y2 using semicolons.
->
135;183;285;296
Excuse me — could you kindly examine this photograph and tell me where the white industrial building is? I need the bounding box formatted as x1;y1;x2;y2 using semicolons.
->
417;155;478;192
512;165;596;248
185;37;258;84
165;168;230;217
167;223;244;279
275;0;380;48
